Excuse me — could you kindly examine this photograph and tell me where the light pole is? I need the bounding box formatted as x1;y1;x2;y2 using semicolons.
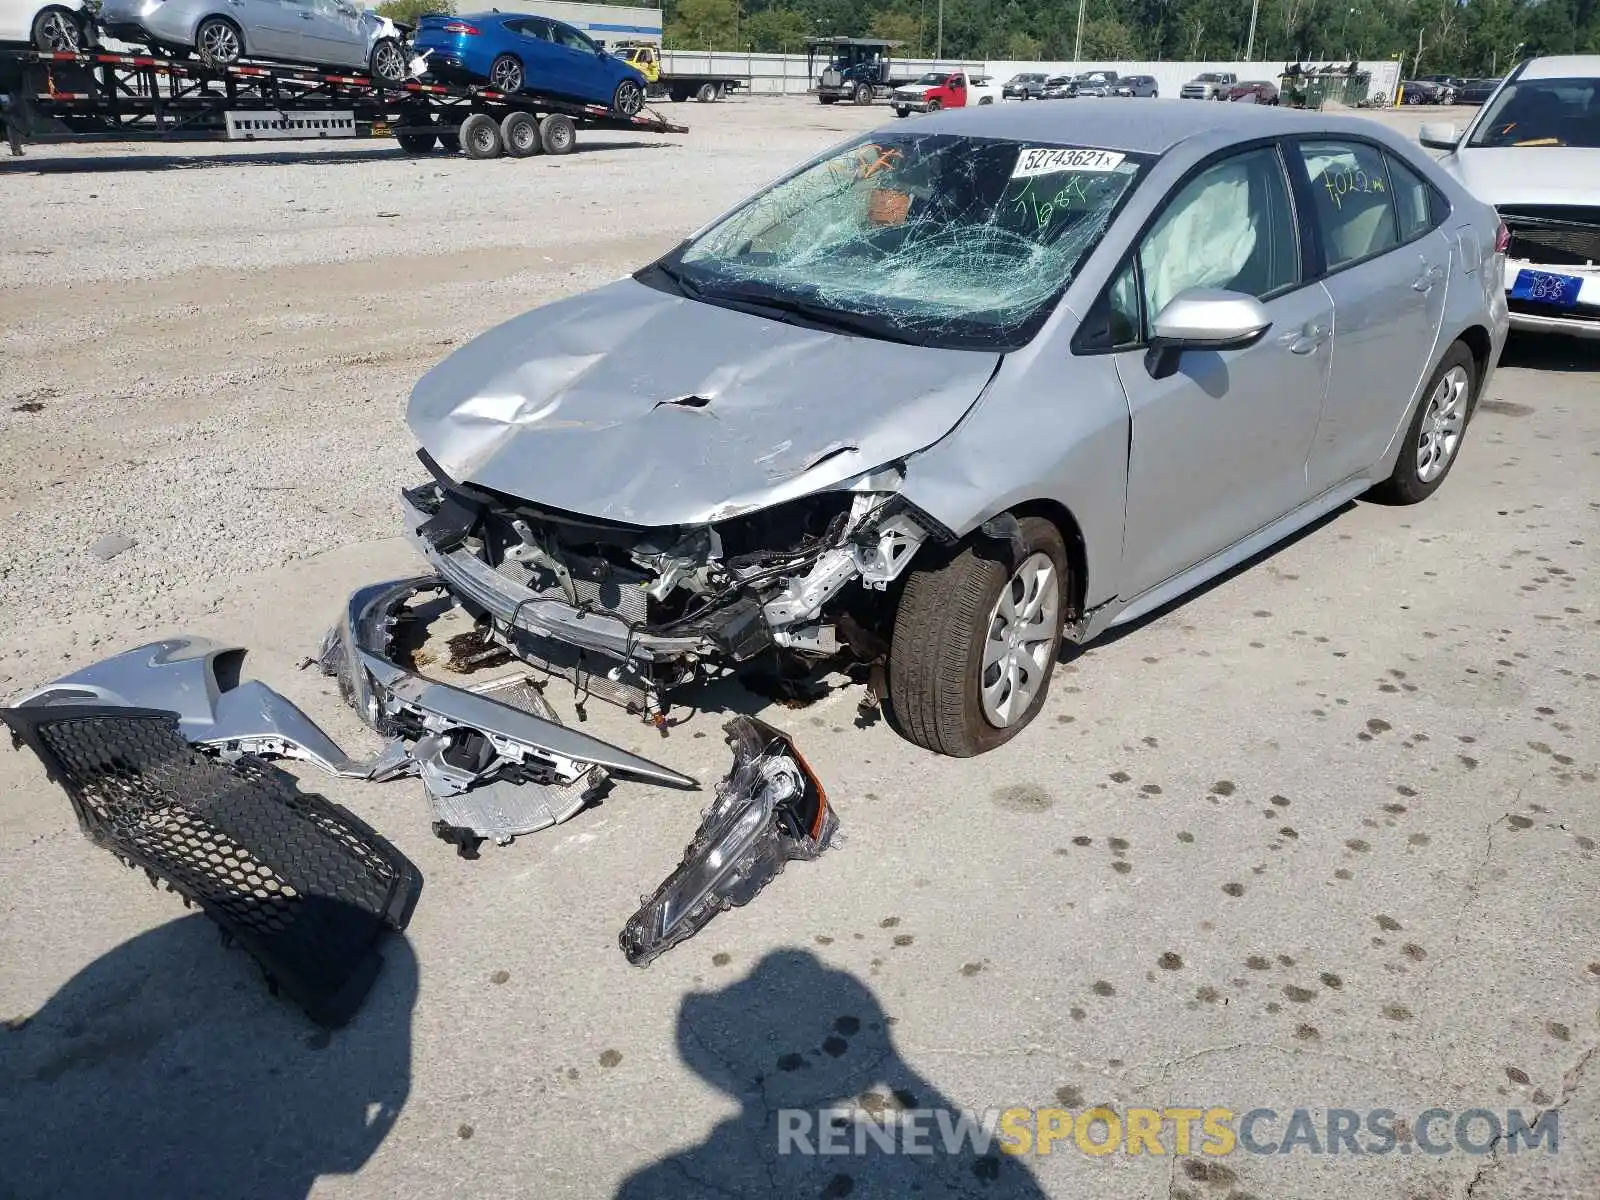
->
1073;0;1086;61
936;0;943;60
1244;0;1259;61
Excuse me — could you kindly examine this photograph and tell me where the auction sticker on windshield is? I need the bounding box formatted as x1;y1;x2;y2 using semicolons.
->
1011;146;1127;179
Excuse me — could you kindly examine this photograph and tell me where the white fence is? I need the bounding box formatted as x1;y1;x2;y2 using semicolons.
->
660;51;1403;104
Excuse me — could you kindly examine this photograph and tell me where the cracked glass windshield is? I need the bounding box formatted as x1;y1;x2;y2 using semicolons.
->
653;133;1149;351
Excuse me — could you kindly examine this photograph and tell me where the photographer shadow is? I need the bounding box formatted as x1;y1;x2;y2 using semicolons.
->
0;911;416;1200
617;949;1046;1199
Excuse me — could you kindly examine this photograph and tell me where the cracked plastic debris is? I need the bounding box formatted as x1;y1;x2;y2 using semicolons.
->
6;637;378;778
318;575;696;849
620;716;839;967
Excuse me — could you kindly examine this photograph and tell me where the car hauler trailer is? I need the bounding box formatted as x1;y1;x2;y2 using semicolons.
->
0;47;687;159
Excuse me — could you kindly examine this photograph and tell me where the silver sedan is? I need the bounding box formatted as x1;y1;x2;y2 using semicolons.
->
97;0;408;80
396;102;1509;757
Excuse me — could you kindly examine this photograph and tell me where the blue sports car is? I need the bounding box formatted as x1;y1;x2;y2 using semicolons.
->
413;11;648;114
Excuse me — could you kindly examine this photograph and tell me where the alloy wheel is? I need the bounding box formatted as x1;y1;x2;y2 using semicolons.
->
198;21;241;64
35;11;81;52
615;79;643;115
490;56;522;92
1415;365;1468;483
979;552;1061;728
372;41;406;82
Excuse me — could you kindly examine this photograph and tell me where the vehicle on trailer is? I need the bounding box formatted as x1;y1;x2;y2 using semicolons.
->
95;0;411;81
1457;77;1502;105
807;36;912;105
1002;71;1049;100
413;10;648;115
1420;55;1600;339
1112;74;1158;98
0;0;89;50
1226;80;1279;104
1180;70;1236;99
1072;69;1119;97
395;102;1507;759
891;69;997;116
0;43;686;158
610;39;743;103
1040;74;1075;100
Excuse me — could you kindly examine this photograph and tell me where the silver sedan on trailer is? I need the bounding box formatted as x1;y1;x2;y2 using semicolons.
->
97;0;409;80
393;102;1509;758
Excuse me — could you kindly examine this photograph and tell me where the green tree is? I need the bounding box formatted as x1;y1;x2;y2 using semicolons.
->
868;8;922;52
745;7;810;51
375;0;452;27
665;0;739;50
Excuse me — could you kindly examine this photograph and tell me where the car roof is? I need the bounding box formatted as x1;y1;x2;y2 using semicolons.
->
899;98;1394;156
1518;55;1600;79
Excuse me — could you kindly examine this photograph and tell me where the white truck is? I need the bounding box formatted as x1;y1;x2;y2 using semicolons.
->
1181;70;1237;100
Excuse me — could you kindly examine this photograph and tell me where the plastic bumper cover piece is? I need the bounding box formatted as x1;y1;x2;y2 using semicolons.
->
318;577;696;846
0;704;422;1027
620;716;838;966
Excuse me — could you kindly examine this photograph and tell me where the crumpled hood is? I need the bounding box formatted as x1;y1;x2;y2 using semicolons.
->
1441;147;1600;207
407;277;1000;527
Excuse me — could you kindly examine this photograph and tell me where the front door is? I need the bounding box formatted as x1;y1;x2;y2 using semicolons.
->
1294;139;1453;491
1114;143;1334;597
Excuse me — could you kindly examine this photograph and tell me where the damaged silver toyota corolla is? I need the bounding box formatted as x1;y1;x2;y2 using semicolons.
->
396;102;1507;755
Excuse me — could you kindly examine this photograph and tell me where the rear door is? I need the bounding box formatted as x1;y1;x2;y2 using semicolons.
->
1102;143;1335;596
1292;139;1452;492
509;17;566;94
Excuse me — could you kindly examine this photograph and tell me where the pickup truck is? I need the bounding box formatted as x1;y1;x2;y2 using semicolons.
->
1181;71;1237;100
891;70;999;116
612;41;745;103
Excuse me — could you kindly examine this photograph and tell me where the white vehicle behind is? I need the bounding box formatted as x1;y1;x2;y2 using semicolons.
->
0;0;89;49
1421;55;1600;339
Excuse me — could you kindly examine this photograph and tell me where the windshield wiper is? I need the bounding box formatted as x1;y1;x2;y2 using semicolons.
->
702;287;921;345
640;259;703;300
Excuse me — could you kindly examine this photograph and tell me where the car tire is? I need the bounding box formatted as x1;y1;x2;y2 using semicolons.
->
926;98;941;112
668;87;687;101
458;111;502;159
1373;342;1477;505
893;106;908;118
1405;89;1423;104
818;94;837;104
614;78;645;115
887;515;1069;757
31;6;83;52
695;81;715;102
500;110;540;157
369;37;405;84
195;16;244;67
438;128;460;153
853;82;871;104
538;113;575;155
488;53;523;93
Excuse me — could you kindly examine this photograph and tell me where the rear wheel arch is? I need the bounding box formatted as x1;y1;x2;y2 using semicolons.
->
1454;325;1494;413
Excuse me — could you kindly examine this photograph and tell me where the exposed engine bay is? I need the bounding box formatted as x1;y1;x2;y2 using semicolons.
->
404;451;953;715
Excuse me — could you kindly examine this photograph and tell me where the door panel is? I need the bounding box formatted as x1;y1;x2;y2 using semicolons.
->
1118;284;1333;597
1115;144;1333;598
307;0;364;67
237;0;297;56
1295;140;1452;491
513;18;565;94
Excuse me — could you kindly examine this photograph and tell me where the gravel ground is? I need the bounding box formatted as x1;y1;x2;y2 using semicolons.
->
1;99;1597;1199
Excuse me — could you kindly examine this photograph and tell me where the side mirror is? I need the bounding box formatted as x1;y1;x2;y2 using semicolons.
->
1418;122;1460;150
1144;288;1272;379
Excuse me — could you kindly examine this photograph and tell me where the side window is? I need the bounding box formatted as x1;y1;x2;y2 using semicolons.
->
517;18;553;41
1385;153;1445;242
1297;140;1399;269
555;24;597;53
1136;146;1300;320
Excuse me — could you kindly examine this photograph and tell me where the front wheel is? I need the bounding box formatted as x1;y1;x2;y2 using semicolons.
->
1374;342;1477;504
926;98;941;112
31;6;83;52
369;37;406;83
695;81;715;102
488;53;523;93
195;17;243;67
887;516;1069;757
853;82;871;105
613;78;644;115
893;106;909;118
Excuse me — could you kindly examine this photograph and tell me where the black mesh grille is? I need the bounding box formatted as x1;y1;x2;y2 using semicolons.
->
1499;206;1600;267
3;705;422;1027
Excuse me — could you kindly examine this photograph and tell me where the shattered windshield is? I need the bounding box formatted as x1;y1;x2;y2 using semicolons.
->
1468;77;1600;148
654;133;1149;351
